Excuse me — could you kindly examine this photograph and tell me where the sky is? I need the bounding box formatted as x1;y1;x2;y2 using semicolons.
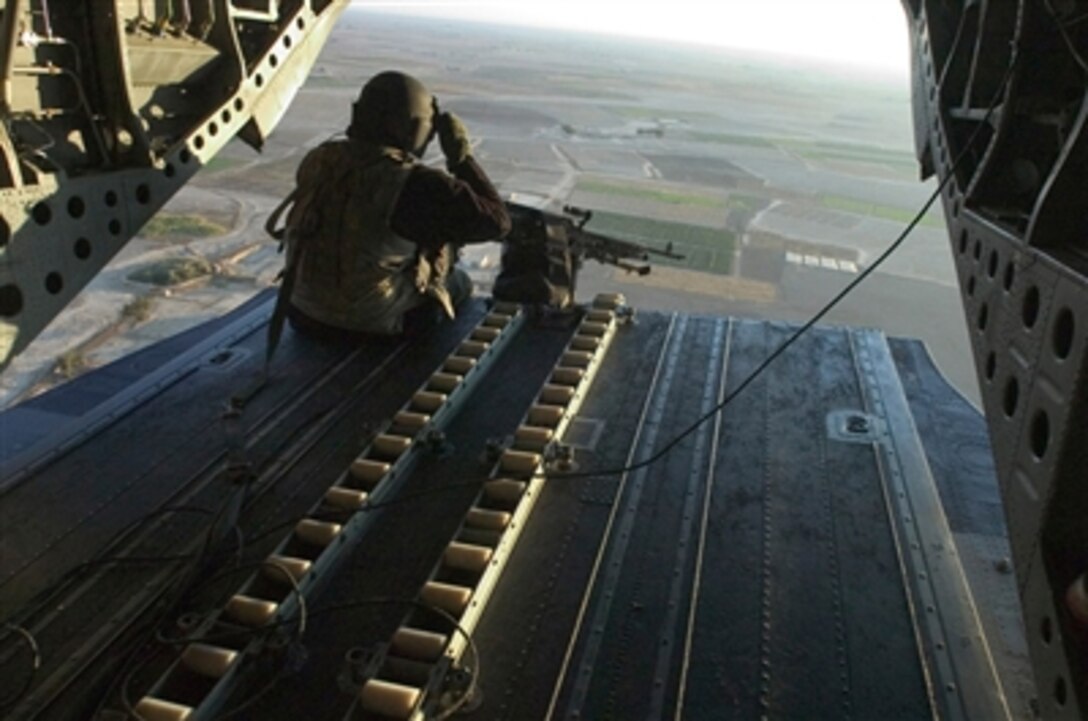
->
352;1;912;76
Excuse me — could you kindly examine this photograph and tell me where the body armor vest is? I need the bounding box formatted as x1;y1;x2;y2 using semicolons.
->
285;139;434;334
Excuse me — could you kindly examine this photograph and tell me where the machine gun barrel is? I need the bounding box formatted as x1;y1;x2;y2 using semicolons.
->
505;200;684;276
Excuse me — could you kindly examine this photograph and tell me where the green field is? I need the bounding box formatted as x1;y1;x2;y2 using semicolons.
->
819;194;943;228
142;213;228;240
128;257;213;286
586;210;736;275
576;178;727;210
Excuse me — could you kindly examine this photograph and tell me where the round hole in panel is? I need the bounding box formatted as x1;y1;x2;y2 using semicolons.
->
973;239;982;261
984;352;996;381
255;73;265;88
977;302;988;332
0;284;24;316
135;184;151;205
234;97;244;112
967;276;976;297
164;163;176;178
105;190;118;207
1041;615;1053;645
32;201;52;225
1023;285;1041;329
958;229;968;255
44;272;63;295
987;249;999;278
1003;376;1020;418
67;196;86;219
1030;410;1050;460
0;214;9;248
297;16;305;30
221;109;231;124
193;135;205;150
1053;307;1074;361
1003;260;1015;292
269;53;279;68
283;34;292;49
179;148;192;164
108;219;121;235
1054;676;1067;708
74;237;91;259
209;122;219;137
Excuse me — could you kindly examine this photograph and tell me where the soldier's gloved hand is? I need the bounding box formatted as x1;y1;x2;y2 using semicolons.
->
436;112;472;169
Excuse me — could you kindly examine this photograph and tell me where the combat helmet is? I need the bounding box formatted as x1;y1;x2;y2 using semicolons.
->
348;71;436;157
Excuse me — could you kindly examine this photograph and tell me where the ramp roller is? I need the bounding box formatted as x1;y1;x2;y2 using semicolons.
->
458;340;489;357
551;367;585;386
392;411;430;432
570;335;601;351
528;404;564;427
358;679;421;719
444;541;494;573
483;312;514;327
472;326;502;342
483;479;528;504
420;581;473;615
500;449;542;475
444;356;477;374
133;698;193;721
180;644;238;678
225;595;278;627
411;390;448;413
390;627;449;662
325;487;368;509
560;351;594;368
350;459;391;485
428;372;463;393
371;434;412;459
262;555;312;583
514;425;553;451
465;508;511;531
295;519;341;547
579;321;609;337
539;384;576;406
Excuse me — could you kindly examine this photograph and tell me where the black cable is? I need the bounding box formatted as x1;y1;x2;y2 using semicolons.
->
534;52;1019;484
0;623;41;710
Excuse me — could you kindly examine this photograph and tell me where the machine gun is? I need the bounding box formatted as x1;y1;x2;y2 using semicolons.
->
494;201;685;307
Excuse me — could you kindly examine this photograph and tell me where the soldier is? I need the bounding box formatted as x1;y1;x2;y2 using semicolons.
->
276;71;510;341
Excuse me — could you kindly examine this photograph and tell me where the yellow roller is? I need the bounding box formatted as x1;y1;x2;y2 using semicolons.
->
539;384;575;406
444;356;476;374
484;479;528;504
472;326;501;342
570;335;601;352
133;698;193;721
411;390;447;413
593;292;625;310
358;679;422;719
180;643;237;678
551;367;585;386
483;312;512;328
350;458;390;485
501;449;541;475
586;309;614;323
295;519;341;547
465;507;511;531
444;541;494;573
390;627;448;662
225;595;278;626
393;411;430;432
262;555;311;583
528;404;564;427
458;340;489;357
514;425;553;451
372;434;412;459
420;581;473;615
428;372;463;393
325;486;368;509
560;351;594;368
579;321;608;337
